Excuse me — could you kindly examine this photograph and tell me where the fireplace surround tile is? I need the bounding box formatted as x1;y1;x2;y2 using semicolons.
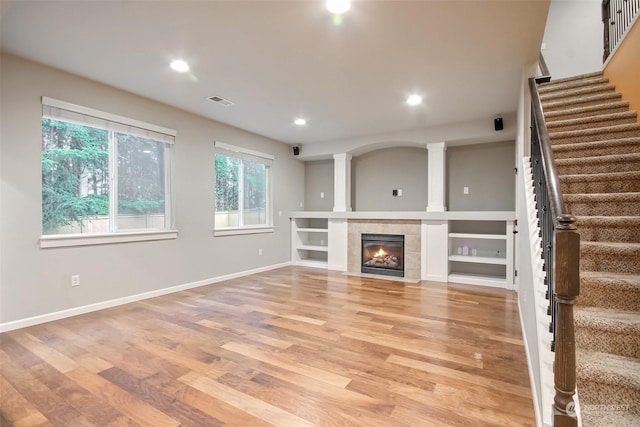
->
347;219;421;280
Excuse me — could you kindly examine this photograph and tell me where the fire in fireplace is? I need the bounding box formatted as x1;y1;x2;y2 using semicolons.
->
361;233;404;277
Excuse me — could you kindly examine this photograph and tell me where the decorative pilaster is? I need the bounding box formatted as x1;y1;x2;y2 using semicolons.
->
333;153;352;212
426;142;447;212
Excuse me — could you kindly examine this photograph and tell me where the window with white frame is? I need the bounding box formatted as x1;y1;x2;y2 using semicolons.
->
40;97;175;243
214;141;273;234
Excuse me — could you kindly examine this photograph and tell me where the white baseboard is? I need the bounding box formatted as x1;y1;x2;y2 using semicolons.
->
0;261;291;333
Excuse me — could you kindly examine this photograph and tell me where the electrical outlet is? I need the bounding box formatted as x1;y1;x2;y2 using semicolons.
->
278;210;282;217
320;192;324;199
258;249;263;255
71;275;80;287
398;189;403;196
463;186;469;195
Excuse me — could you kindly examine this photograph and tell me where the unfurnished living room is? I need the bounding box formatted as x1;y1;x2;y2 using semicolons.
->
1;1;639;426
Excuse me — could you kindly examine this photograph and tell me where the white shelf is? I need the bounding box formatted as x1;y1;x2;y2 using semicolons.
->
296;259;328;269
448;254;506;265
448;272;507;288
449;233;506;240
297;228;328;233
297;244;328;252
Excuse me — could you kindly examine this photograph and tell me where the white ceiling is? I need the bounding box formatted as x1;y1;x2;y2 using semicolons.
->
0;0;549;149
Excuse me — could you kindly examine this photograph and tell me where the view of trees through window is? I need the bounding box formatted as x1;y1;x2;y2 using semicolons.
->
42;118;166;234
215;153;267;228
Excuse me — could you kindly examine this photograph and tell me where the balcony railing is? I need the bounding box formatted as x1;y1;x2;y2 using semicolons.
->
603;0;640;61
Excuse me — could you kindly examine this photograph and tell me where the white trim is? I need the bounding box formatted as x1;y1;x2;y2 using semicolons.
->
214;141;274;161
0;261;291;333
214;226;274;237
40;230;178;248
518;298;545;427
42;96;176;137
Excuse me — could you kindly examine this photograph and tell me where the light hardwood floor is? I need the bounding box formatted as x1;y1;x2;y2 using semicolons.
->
0;267;535;426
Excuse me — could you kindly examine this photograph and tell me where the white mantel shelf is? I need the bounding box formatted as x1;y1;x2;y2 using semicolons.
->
290;211;516;221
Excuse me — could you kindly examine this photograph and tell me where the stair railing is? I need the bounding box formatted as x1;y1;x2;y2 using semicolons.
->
529;77;581;427
602;0;640;61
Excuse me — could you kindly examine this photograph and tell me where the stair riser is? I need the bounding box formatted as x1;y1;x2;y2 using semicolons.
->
544;95;623;112
556;159;640;175
579;283;640;311
579;226;640;243
547;116;637;133
577;382;640;415
577;328;640;359
567;201;640;216
552;143;640;159
582;252;640;274
560;179;640;194
551;129;640;145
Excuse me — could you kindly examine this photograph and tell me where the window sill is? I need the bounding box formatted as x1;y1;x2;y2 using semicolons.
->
214;226;274;237
40;230;179;248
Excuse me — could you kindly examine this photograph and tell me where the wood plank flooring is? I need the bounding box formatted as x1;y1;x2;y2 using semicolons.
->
0;267;535;426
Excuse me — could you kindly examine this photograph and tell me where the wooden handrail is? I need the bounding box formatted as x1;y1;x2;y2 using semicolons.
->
528;77;580;427
538;52;551;82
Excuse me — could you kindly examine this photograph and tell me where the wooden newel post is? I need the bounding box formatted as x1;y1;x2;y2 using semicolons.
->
553;216;580;427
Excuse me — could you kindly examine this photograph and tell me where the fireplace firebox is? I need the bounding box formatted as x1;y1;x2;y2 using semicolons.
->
361;233;404;277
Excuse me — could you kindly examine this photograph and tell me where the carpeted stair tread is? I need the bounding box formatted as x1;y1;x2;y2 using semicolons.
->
546;111;637;132
538;75;609;94
549;123;640;144
576;307;640;358
555;152;640;174
581;241;640;275
579;271;640;311
560;171;640;194
551;137;640;159
543;92;622;112
544;101;630;121
539;71;604;86
564;192;640;216
576;349;640;391
581;411;640;427
539;83;616;103
576;216;640;243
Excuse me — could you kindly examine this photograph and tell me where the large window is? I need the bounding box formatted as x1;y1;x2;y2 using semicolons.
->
214;141;273;234
40;97;175;246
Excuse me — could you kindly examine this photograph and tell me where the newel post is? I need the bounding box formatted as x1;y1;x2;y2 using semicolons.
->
553;215;580;427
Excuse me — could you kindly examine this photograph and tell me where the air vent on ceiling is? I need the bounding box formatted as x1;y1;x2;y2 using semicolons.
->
207;95;234;107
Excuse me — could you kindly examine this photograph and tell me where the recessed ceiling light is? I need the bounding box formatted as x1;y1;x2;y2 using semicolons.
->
170;59;190;73
406;94;422;106
294;118;307;126
326;0;350;15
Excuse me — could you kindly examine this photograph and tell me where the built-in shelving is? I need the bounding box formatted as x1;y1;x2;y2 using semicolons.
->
447;220;514;288
291;217;329;268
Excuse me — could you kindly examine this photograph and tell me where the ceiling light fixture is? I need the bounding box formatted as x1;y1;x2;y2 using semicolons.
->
406;94;423;106
326;0;351;15
170;59;190;73
294;118;307;126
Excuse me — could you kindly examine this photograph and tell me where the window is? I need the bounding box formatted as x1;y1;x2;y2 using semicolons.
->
40;97;176;247
214;141;273;235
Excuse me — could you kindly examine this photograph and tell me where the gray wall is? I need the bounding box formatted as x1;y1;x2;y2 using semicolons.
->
542;0;602;79
0;54;304;324
352;147;429;211
304;159;334;211
447;141;515;211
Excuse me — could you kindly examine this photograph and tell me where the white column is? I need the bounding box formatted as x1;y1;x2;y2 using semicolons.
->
426;142;447;212
333;153;352;212
328;219;348;271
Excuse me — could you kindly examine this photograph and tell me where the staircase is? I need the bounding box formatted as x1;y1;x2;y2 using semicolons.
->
539;72;640;426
